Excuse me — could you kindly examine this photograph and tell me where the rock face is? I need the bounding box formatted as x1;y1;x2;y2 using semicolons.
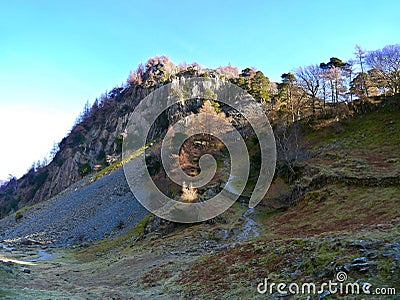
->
0;83;154;215
33;85;152;205
0;59;272;218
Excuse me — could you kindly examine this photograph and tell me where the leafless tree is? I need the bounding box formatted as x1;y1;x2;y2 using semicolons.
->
215;64;239;79
365;44;400;95
274;122;304;181
354;45;369;98
295;65;321;114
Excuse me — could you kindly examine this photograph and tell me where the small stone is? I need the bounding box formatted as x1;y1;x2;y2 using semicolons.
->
350;262;370;272
348;240;372;249
249;279;258;286
365;252;377;259
352;257;367;264
318;290;331;299
2;245;14;252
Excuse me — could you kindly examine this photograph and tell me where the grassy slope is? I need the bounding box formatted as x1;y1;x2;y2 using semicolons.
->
173;101;400;298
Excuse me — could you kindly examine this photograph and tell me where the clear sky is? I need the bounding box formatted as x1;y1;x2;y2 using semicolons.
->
0;0;399;180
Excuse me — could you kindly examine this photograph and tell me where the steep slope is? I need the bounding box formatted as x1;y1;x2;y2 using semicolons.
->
0;58;271;218
0;168;147;246
0;84;150;214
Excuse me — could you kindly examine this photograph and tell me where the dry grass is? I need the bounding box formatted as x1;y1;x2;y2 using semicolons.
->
181;182;198;202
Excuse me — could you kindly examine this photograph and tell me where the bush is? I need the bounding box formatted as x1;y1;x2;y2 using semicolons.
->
115;134;124;153
97;150;106;162
78;163;92;176
116;220;125;230
15;211;23;221
71;132;85;146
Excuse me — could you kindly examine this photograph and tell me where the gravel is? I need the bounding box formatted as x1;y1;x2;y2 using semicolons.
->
0;168;147;246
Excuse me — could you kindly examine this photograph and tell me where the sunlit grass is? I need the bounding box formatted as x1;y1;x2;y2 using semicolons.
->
0;254;36;266
93;140;155;181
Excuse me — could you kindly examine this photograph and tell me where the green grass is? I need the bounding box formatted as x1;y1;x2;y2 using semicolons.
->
261;184;400;238
303;104;400;182
307;108;400;154
12;201;43;221
93;141;154;181
0;287;84;299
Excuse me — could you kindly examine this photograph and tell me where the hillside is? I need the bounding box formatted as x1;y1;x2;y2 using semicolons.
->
0;94;399;298
0;58;272;218
0;48;399;298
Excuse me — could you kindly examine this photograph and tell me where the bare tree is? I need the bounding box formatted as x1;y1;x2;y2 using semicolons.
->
215;64;239;79
365;44;400;95
274;122;303;181
354;45;369;98
295;65;321;114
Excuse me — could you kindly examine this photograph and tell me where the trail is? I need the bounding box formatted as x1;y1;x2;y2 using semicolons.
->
237;208;260;241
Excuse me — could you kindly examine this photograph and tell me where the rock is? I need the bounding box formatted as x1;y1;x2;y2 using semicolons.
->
365;251;377;259
19;238;44;246
315;268;333;279
347;240;373;249
357;265;370;273
318;290;331;299
213;228;228;241
343;262;371;273
352;257;367;264
343;264;351;272
2;244;14;252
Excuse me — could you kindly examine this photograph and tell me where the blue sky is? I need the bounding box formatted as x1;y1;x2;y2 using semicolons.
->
0;0;399;180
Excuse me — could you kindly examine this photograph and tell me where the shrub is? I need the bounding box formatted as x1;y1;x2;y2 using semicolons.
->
116;220;125;230
15;211;23;221
97;150;106;162
71;132;85;146
181;182;198;202
78;163;92;176
115;134;124;153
